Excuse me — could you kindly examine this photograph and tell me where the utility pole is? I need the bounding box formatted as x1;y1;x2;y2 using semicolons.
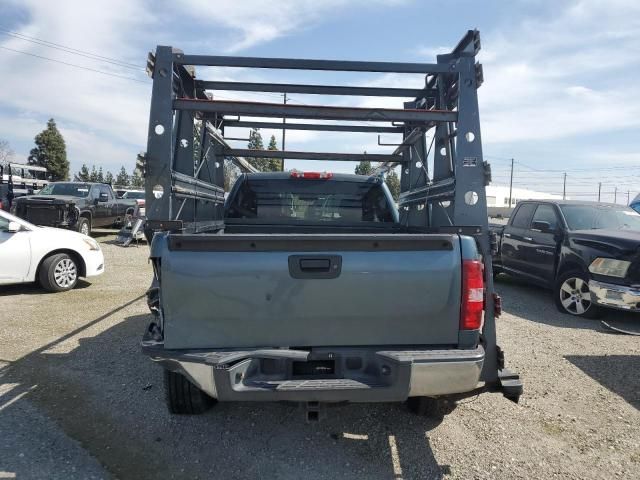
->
614;186;617;204
627;190;630;204
508;158;514;208
281;93;287;171
597;182;601;202
562;172;567;200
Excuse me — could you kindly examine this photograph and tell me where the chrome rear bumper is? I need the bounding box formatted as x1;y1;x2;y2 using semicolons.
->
142;339;485;402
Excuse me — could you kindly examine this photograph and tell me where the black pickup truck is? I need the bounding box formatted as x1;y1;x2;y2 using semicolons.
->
13;182;137;236
491;200;640;318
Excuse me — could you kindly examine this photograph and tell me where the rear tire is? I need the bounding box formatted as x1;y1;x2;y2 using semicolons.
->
406;396;455;419
39;253;79;292
554;270;601;319
164;369;216;414
77;217;90;236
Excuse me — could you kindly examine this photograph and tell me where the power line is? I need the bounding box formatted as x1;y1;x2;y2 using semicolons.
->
485;155;640;173
0;45;148;84
0;28;142;70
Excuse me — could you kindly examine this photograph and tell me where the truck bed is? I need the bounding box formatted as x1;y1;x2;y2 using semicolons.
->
153;233;463;350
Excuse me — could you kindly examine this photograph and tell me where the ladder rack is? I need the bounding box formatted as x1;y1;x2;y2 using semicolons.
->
143;29;488;234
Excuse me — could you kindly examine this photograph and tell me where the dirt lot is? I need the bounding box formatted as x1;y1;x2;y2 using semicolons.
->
1;234;639;479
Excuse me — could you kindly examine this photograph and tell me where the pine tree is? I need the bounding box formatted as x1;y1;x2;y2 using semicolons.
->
97;166;104;183
28;118;69;181
355;159;374;176
105;171;114;185
247;128;268;172
267;135;283;171
75;163;90;181
116;166;129;186
385;169;401;202
130;167;144;188
89;165;98;182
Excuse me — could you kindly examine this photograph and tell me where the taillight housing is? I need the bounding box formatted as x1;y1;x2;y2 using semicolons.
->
461;259;484;330
290;170;333;179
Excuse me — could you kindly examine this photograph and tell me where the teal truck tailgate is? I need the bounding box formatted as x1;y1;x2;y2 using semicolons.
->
157;234;462;349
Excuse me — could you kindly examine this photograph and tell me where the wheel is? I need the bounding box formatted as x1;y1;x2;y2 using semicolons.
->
39;253;79;292
77;217;90;236
164;369;216;414
554;270;601;318
406;396;455;419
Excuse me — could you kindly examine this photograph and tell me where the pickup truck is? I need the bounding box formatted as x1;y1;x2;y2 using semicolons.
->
140;34;522;420
13;182;137;236
491;200;640;318
143;172;508;417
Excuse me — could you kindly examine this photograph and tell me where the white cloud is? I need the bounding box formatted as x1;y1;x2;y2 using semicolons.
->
0;0;408;176
0;0;154;173
416;1;640;145
177;0;407;53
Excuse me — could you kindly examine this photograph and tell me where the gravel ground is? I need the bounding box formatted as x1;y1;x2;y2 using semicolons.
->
0;234;638;479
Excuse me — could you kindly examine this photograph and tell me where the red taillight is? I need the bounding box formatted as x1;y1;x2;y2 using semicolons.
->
290;170;333;179
461;259;484;330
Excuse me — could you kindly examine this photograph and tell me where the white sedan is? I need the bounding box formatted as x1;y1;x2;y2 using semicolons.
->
0;209;105;292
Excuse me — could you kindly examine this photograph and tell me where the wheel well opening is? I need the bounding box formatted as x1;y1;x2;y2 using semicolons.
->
36;249;86;279
557;261;586;279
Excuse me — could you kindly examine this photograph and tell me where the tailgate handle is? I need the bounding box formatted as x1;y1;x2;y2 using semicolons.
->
289;255;342;279
299;259;331;271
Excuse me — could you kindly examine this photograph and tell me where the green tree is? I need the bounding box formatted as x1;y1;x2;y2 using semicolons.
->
97;166;104;183
89;165;98;182
267;134;283;171
130;167;144;188
116;166;129;186
385;169;401;202
28;118;69;181
355;159;374;176
245;128;280;172
246;127;267;172
105;171;114;185
75;163;90;181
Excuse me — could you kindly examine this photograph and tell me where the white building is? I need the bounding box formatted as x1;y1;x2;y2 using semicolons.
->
486;185;564;208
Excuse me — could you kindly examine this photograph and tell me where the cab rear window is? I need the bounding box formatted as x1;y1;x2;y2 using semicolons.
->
226;178;395;223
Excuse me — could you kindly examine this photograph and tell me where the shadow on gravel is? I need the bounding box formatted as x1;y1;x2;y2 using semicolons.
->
0;279;92;296
0;309;450;480
494;274;638;330
102;239;148;247
565;355;640;411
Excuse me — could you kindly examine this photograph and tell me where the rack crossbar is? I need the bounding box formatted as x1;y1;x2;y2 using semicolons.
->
174;54;449;74
197;80;435;98
175;99;457;123
224;149;404;163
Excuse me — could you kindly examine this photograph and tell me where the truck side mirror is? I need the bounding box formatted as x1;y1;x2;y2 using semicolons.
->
531;220;551;232
7;221;21;233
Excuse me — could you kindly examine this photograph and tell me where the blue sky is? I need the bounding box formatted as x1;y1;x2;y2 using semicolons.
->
0;0;639;203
